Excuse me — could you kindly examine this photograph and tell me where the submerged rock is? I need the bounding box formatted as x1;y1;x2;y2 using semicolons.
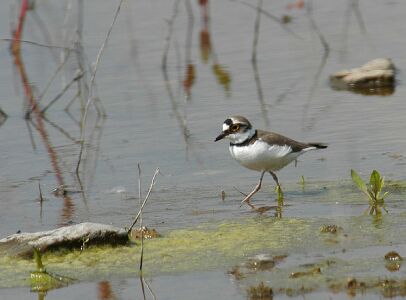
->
247;282;273;300
384;251;403;262
330;58;395;95
0;223;129;258
319;224;342;234
245;254;276;271
290;267;321;278
129;226;160;240
385;251;403;272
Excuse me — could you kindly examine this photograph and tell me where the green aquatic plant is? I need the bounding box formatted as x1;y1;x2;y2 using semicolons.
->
247;282;273;300
276;185;284;204
34;248;45;273
300;175;305;186
351;169;389;215
30;248;74;292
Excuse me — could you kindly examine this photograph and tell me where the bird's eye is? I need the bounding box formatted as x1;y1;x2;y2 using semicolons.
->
230;124;240;132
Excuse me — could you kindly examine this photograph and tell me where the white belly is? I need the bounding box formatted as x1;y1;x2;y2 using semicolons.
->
229;141;309;172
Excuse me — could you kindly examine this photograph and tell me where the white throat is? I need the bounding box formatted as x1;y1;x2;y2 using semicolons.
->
227;128;256;145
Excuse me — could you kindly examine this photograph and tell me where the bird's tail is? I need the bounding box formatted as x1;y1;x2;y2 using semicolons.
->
308;143;327;149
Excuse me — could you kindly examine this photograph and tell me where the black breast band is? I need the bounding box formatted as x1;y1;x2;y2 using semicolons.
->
230;130;257;147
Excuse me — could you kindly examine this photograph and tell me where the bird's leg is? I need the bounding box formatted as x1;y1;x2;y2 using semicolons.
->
240;170;266;209
269;171;284;205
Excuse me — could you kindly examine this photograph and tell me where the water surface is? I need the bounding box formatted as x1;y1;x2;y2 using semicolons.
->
1;0;406;299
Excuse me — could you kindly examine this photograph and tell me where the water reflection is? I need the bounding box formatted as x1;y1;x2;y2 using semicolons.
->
183;0;195;100
0;108;7;128
1;0;406;297
161;0;190;142
251;0;270;128
340;0;372;62
199;0;210;63
8;0;121;227
97;281;115;300
330;84;395;96
234;0;302;39
10;0;80;225
198;1;231;94
139;276;157;300
301;0;330;131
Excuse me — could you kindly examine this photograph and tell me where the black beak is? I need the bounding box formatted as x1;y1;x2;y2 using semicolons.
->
214;132;227;142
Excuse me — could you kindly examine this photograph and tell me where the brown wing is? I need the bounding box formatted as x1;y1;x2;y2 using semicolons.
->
256;130;312;152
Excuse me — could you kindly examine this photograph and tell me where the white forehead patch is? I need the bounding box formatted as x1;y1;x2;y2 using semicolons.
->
222;123;230;131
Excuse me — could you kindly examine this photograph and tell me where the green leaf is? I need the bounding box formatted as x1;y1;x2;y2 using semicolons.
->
370;170;382;195
367;190;375;203
351;169;367;194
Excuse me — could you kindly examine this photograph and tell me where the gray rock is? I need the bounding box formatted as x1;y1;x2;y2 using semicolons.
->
0;223;129;258
330;58;395;94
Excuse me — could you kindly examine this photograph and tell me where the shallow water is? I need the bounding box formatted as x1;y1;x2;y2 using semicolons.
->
1;0;406;299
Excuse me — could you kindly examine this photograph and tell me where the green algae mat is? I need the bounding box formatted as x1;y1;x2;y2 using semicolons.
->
0;181;405;297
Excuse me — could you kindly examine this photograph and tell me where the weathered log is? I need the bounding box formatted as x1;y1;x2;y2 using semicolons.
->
330;58;395;95
0;223;129;258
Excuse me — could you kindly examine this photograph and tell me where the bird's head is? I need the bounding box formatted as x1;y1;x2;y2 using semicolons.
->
214;116;254;144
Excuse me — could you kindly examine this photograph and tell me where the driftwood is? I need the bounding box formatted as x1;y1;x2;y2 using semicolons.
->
0;223;128;258
330;58;395;95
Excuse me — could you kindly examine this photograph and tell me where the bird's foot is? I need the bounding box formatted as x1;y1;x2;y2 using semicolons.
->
240;197;256;209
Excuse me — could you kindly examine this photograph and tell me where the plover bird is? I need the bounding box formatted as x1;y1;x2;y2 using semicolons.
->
215;116;327;209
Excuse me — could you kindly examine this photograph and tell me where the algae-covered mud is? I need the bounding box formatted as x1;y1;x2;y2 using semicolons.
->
0;181;405;298
2;0;406;299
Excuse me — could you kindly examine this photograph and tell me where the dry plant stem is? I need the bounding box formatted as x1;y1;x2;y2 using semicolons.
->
0;107;7;118
140;230;144;271
138;163;142;216
184;0;194;61
42;115;78;143
183;0;194;101
41;71;84;114
230;0;302;39
76;0;124;176
12;0;65;188
251;0;262;63
307;0;329;54
139;275;147;300
39;181;44;220
138;163;144;272
233;186;247;197
1;38;75;50
128;168;160;233
143;279;157;300
301;0;330;130
274;78;300;105
251;0;270;128
38;181;44;203
351;0;368;35
30;10;60;63
74;0;87;112
125;1;157;104
161;0;180;69
25;119;36;150
64;90;81;112
161;0;191;142
37;50;72;103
